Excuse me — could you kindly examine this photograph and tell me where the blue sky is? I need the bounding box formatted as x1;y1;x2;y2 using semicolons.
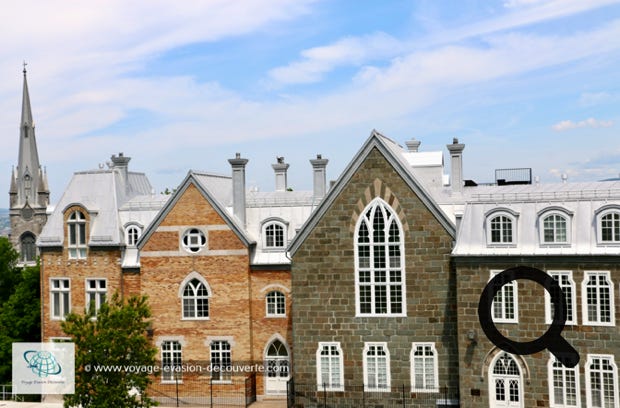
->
0;0;619;201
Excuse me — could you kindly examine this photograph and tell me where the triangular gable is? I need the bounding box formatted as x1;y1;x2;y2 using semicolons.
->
288;129;456;256
138;170;254;250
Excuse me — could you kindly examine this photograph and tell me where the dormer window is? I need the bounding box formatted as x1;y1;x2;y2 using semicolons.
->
67;210;87;259
595;206;620;244
125;225;142;247
538;208;572;245
486;209;518;246
262;219;288;249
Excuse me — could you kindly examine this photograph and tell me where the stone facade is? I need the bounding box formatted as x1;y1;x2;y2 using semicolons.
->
291;145;459;399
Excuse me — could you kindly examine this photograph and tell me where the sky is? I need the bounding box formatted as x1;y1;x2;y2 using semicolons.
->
1;0;619;202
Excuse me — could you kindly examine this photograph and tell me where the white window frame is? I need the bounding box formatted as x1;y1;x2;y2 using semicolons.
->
585;354;619;408
125;224;142;247
485;210;518;246
181;228;206;253
316;342;344;391
363;342;390;392
490;270;518;324
582;271;615;327
262;219;287;249
545;271;577;326
265;290;286;317
210;340;232;383
180;275;211;320
539;209;571;246
410;342;439;392
596;207;620;244
85;278;107;316
50;278;71;320
548;357;580;407
67;210;87;259
354;198;406;317
161;340;182;383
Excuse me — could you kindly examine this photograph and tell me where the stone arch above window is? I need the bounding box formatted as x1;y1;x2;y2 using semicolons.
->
480;346;531;383
350;178;409;233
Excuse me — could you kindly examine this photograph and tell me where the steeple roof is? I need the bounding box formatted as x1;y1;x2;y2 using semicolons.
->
12;65;46;209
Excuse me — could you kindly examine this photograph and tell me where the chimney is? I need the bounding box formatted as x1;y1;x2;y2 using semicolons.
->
405;138;421;152
446;138;465;193
228;153;249;227
272;156;289;192
310;154;329;199
111;152;131;188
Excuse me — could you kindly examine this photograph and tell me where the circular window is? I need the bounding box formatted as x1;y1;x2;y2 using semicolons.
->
182;228;206;253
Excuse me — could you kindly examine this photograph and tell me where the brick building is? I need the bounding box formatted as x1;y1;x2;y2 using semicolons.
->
38;151;327;401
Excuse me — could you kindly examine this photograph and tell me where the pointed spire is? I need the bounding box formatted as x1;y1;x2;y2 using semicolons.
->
14;64;43;208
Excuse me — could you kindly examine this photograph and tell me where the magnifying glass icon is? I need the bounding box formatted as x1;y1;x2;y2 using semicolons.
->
478;266;580;368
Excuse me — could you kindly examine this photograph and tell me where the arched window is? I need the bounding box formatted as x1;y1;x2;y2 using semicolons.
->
264;222;286;249
542;213;568;244
20;232;36;263
486;209;518;245
600;211;620;243
181;278;210;319
266;291;286;317
489;353;523;407
355;199;405;316
67;210;87;259
125;225;142;247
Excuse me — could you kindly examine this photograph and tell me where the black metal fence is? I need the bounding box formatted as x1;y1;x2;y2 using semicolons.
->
148;375;256;407
287;382;459;408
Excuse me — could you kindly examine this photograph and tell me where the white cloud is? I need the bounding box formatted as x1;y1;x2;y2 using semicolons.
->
268;32;403;85
503;0;552;9
552;118;614;131
579;91;615;107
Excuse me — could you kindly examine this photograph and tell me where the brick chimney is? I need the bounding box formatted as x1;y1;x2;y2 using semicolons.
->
310;154;329;199
228;153;249;227
272;156;289;192
446;138;465;193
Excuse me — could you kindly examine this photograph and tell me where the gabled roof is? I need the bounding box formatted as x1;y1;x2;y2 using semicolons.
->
288;130;456;256
137;170;254;250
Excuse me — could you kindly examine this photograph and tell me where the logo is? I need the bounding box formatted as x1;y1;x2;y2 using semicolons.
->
13;342;75;394
23;350;62;377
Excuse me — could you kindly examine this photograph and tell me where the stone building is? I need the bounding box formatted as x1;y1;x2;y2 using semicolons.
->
288;131;460;406
9;68;50;264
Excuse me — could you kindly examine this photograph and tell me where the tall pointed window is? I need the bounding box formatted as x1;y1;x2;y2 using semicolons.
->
20;232;36;263
363;342;390;391
548;357;580;407
182;278;210;319
316;343;344;391
586;355;619;408
355;199;405;316
67;210;87;259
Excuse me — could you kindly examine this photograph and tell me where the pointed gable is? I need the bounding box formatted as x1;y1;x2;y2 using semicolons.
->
288;130;455;256
138;171;254;253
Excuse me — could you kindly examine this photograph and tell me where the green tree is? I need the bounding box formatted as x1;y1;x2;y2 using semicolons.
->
61;294;157;408
0;237;41;383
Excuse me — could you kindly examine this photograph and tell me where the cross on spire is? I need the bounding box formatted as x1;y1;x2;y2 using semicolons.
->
23;61;27;74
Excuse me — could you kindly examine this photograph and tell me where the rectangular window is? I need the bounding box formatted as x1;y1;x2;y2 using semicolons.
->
316;342;344;391
545;271;576;325
549;358;580;407
161;341;182;383
211;340;232;382
50;278;70;319
586;355;619;408
582;271;615;326
411;343;438;392
490;270;518;323
363;343;390;392
85;279;106;316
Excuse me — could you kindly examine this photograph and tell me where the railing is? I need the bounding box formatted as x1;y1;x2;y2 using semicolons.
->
0;384;25;402
148;374;256;407
287;381;459;408
471;188;620;202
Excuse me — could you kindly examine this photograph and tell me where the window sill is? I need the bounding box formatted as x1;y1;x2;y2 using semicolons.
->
364;387;390;393
211;380;232;384
161;380;183;385
266;315;287;319
356;313;407;318
582;321;616;327
411;388;439;393
539;243;571;248
485;243;517;248
317;386;344;392
181;317;210;321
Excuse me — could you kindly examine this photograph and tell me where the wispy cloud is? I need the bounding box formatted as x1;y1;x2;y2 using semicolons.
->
268;32;403;85
552;118;614;131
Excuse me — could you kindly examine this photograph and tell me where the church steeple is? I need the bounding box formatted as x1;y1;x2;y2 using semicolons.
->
13;63;47;209
9;64;49;264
